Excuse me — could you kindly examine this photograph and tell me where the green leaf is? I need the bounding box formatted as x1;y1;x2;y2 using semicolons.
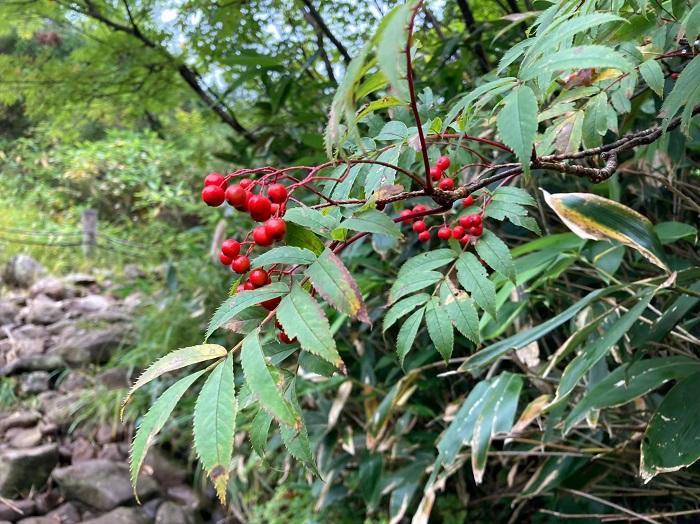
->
240;329;298;426
460;286;622;372
425;296;454;361
554;292;654;403
193;353;236;504
340;209;402;238
491;186;536;207
285;222;325;256
685;4;700;40
375;120;409;141
440;283;480;344
496;85;538;174
456;252;496;318
630;282;700;346
654;221;697;244
388;270;443;304
122;344;227;416
543;191;668;270
384;293;430;332
276;284;342;367
283;207;339;237
251;246;317;269
520;45;633;81
280;380;318;473
475;230;516;282
441;78;517;132
639;59;665;97
396;307;424;366
641;373;700;481
130;370;205;497
355;96;403;122
250;409;272;457
306;248;370;323
563;357;700;434
364;145;401;197
661;54;700;135
399;249;457;275
206;282;289;339
376;2;416;101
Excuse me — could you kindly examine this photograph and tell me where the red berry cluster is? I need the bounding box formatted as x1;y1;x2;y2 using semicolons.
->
201;172;293;342
399;194;484;246
430;155;455;191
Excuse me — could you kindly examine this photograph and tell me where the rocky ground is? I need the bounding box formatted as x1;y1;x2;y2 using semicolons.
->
0;255;222;523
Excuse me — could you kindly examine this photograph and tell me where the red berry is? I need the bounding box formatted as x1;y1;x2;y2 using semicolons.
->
261;296;281;311
430;166;442;181
252;226;273;246
201;185;225;207
459;216;473;228
437;227;452;240
462;195;474;207
436;156;451;171
412;220;427;233
413;204;428;214
452;226;465;238
671;72;679;80
219;253;233;265
399;209;413;222
239;178;253;189
418;231;431;242
204;172;225;187
236;284;246;293
469;225;483;237
472;214;483;226
225;185;248;209
243;281;255;291
221;239;241;258
278;330;294;344
248;195;272;222
270;202;280;215
438;178;454;190
264;218;286;240
231;256;250;273
249;269;270;288
459;234;471;246
268;183;288;204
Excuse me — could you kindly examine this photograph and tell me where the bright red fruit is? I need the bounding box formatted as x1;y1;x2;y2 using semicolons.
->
268;183;288;203
412;220;427;233
249;269;270;288
261;296;281;310
225;185;247;208
438;178;454;190
459;234;471;245
452;226;465;238
413;204;428;214
231;256;250;273
437;227;452;240
418;231;431;242
253;226;273;246
264;218;286;240
219;253;232;265
243;281;255;291
204;172;225;187
462;195;474;207
221;239;241;258
430;167;442;181
201;185;225;207
278;331;294;344
239;178;253;189
436;156;451;171
270;202;280;215
671;72;679;80
469;225;483;236
459;216;473;228
399;209;413;221
248;195;272;222
236;284;246;293
472;214;483;225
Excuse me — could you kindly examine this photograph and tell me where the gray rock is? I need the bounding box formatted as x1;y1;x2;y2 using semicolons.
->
20;297;62;325
0;355;65;377
0;444;58;497
9;325;47;340
17;517;59;524
49;326;131;366
144;449;186;488
19;371;50;395
62;274;96;286
96;367;129;389
57;371;92;393
7;426;42;449
165;485;201;511
52;460;158;511
80;507;149;524
68;295;113;315
37;391;80;426
156;501;192;524
122;264;143;280
29;277;69;301
141;498;162;520
0;411;40;434
3;256;44;288
44;502;80;524
0;498;35;521
0;301;19;325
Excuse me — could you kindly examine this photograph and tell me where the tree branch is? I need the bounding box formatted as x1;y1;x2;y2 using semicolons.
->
299;0;352;64
455;0;490;73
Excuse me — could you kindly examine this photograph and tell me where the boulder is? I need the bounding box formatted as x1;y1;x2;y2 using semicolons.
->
68;295;113;315
0;444;58;497
3;256;44;288
0;498;35;522
49;326;131;366
0;301;19;325
80;507;150;524
18;371;50;396
165;484;201;511
44;502;80;524
52;460;158;511
0;355;65;377
155;501;192;524
96;367;130;389
7;426;42;449
0;411;40;434
29;277;69;301
144;448;187;488
19;297;62;326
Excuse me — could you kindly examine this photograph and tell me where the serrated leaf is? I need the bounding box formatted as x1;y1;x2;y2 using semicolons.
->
521;45;633;81
661;54;700;135
440;283;480;344
306;248;369;323
130;370;205;498
280;380;318;474
396;307;424;366
399;249;457;275
376;2;415;101
383;293;430;332
685;4;700;40
542;191;668;270
241;329;298;426
122;344;227;417
193;353;236;504
365;145;401;197
375;120;409;141
497;85;538;174
639;59;664;97
251;246;317;268
475;230;516;282
491;186;537;207
284;207;339;237
277;284;341;367
441;78;517;132
250;409;272;457
340;209;402;238
206;282;289;339
554;292;653;403
563;357;700;434
424;297;454;361
388;270;443;304
456;252;496;318
641;373;700;482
